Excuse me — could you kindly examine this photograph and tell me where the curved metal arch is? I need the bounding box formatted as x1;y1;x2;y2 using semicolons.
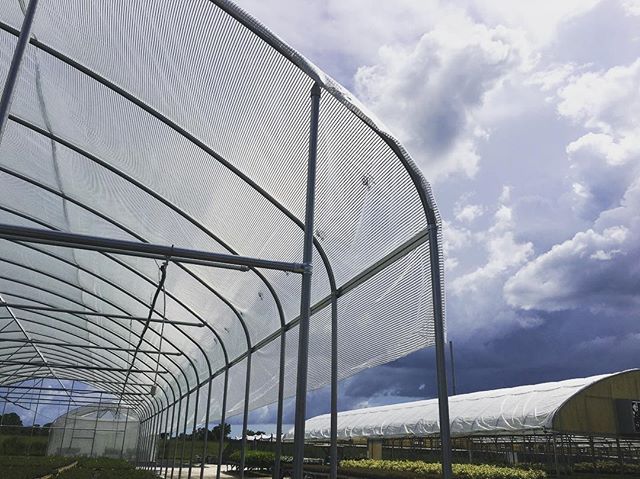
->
0;22;334;332
0;164;237;370
0;23;339;282
0;328;173;404
0;308;185;425
0;311;181;415
0;347;155;409
0;123;336;438
0;276;186;381
0;26;344;458
0;365;162;418
0;286;193;409
0;312;179;400
0;14;448;478
0;233;213;464
8;114;279;358
0;205;232;372
0;256;179;372
0;206;226;455
0;163;270;446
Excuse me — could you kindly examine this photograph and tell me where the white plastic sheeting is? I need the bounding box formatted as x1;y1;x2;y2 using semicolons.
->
0;0;443;428
47;405;139;459
300;372;623;439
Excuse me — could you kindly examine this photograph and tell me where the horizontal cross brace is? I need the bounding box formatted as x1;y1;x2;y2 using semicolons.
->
0;399;143;407
0;337;182;355
0;223;304;273
0;374;151;386
0;385;147;395
0;371;155;387
0;303;203;327
0;360;169;373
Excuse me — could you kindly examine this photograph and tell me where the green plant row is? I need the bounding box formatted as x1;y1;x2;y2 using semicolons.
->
573;460;640;475
0;455;71;467
55;457;160;479
228;450;275;469
340;459;547;479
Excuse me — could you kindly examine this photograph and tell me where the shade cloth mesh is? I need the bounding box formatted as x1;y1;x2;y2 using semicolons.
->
0;0;444;429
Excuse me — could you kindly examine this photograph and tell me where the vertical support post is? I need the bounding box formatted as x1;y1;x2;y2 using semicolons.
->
27;378;43;456
59;379;75;456
163;403;174;479
165;403;175;479
201;378;214;479
135;418;144;468
292;82;321;479
172;395;183;479
240;353;252;479
90;392;103;457
0;0;39;145
179;391;191;479
152;412;159;469
147;413;155;470
273;333;286;479
216;368;229;479
119;405;130;460
188;388;200;479
427;223;453;479
553;434;560;478
449;341;456;396
330;294;338;479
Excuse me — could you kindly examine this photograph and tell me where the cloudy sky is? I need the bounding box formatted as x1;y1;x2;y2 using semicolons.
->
226;0;640;431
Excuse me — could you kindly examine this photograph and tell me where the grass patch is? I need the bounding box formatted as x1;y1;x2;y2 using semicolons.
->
0;455;75;479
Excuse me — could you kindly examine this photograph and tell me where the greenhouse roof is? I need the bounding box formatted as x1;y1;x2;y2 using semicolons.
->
0;0;443;432
300;371;631;439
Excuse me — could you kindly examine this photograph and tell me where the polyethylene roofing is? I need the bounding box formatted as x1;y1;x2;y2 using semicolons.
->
0;0;442;428
301;371;626;439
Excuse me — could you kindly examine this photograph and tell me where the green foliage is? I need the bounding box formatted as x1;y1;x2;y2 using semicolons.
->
339;459;547;479
573;461;640;475
76;456;136;469
0;455;74;479
58;457;156;479
156;438;222;459
0;412;23;426
0;434;48;456
228;450;275;469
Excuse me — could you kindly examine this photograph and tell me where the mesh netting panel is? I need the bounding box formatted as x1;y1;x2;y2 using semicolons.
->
0;0;443;428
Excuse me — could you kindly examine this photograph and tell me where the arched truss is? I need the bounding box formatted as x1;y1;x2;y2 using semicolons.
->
0;1;452;479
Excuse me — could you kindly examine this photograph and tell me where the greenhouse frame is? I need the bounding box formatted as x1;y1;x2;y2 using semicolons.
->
0;1;452;479
300;370;640;476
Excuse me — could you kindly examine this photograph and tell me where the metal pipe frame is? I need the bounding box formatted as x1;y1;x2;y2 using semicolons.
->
0;0;38;143
0;9;451;478
0;304;204;327
0;223;301;273
292;83;321;479
0;238;217;416
0;337;183;355
0;384;148;394
0;321;178;404
215;368;229;479
0;26;343;477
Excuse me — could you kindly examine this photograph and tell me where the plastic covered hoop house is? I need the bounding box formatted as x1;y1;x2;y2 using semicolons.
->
0;0;447;474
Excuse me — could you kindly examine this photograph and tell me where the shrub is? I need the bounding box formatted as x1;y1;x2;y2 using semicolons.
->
339;459;547;479
228;450;275;470
573;460;640;475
